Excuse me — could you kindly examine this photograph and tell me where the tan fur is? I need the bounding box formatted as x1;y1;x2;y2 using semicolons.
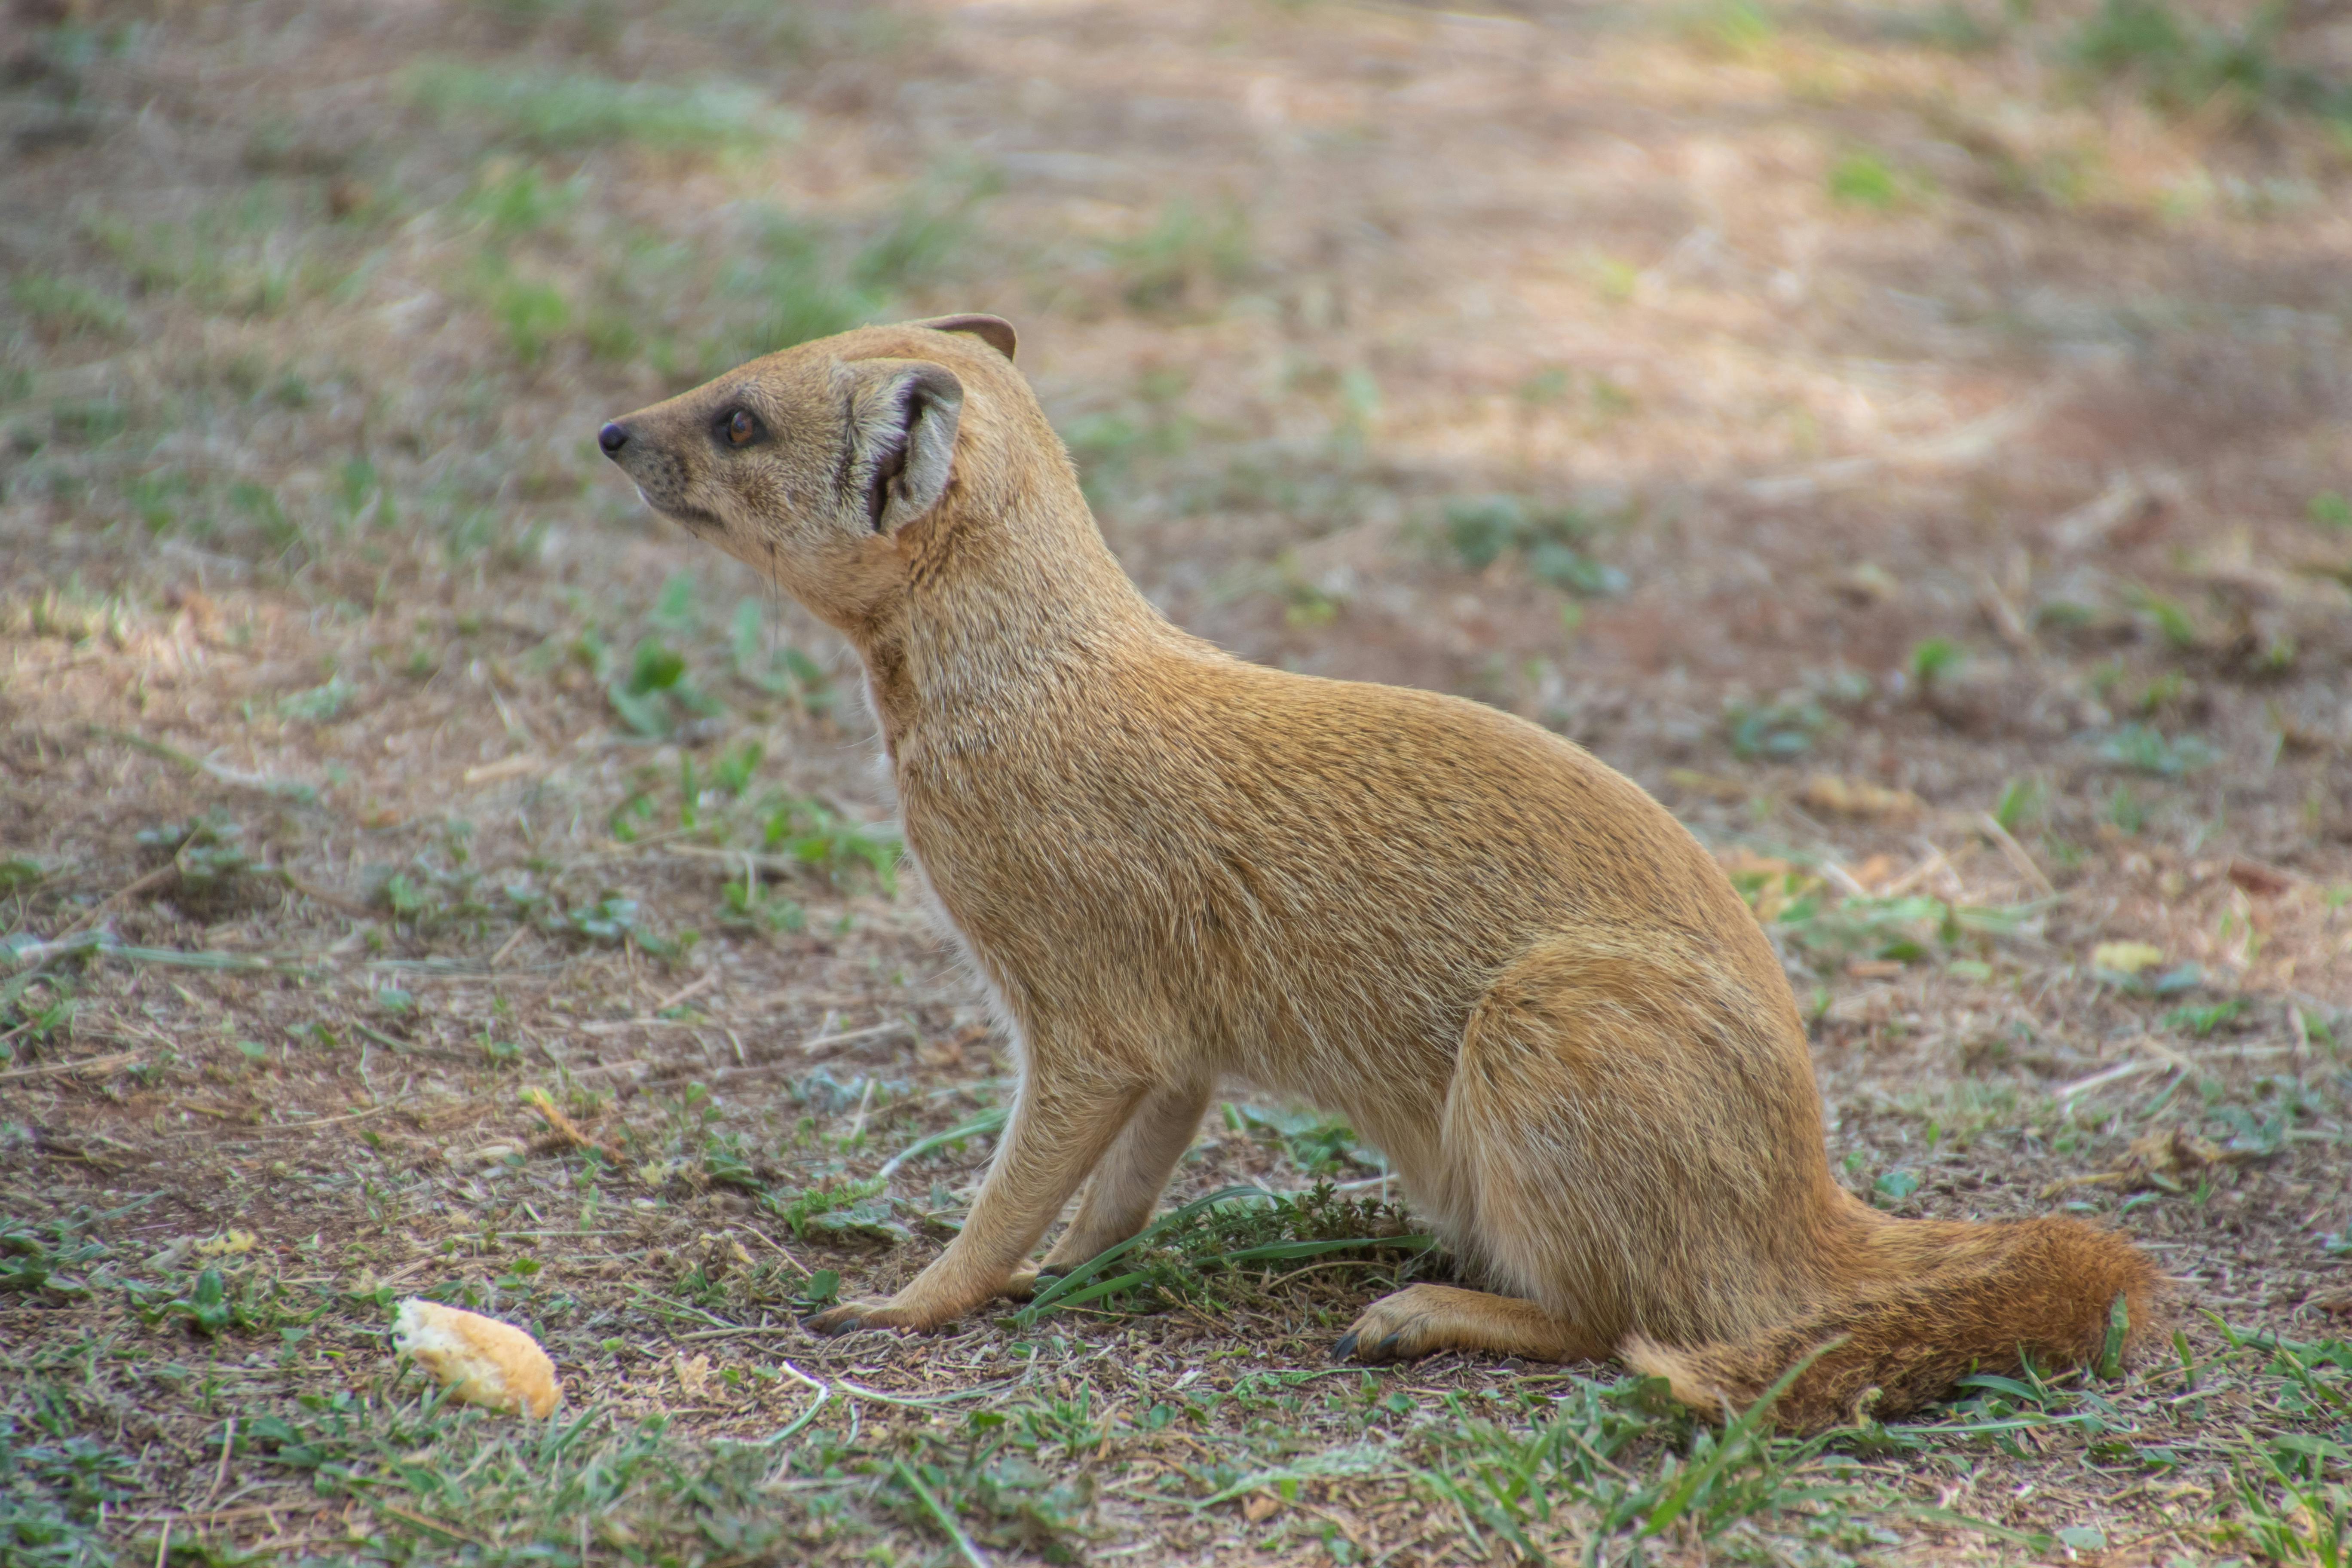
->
598;317;2162;1431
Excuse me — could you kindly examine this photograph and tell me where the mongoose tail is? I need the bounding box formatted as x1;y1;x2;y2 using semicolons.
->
1623;1214;2162;1432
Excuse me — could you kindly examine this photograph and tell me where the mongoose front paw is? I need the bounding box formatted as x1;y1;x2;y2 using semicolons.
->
1001;1266;1069;1302
803;1297;945;1335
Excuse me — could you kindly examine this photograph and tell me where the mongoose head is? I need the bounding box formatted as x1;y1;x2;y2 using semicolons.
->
595;315;1029;633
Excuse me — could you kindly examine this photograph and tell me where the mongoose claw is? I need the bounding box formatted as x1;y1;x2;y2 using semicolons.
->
1002;1267;1063;1302
1334;1325;1411;1365
1335;1291;1439;1363
804;1297;926;1336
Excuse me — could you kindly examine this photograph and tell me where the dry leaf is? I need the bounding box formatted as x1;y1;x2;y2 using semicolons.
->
2226;859;2291;898
1801;774;1923;819
1847;854;1899;892
673;1353;711;1400
1833;562;1900;604
1669;769;1753;802
2091;941;2164;977
2125;1127;2226;1174
194;1230;257;1257
1243;1493;1280;1523
696;1232;754;1280
2043;1126;2256;1198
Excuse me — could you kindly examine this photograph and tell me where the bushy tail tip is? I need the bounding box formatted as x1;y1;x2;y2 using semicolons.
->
1622;1217;2161;1432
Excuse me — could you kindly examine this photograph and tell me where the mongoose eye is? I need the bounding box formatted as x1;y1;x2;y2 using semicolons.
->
723;409;760;447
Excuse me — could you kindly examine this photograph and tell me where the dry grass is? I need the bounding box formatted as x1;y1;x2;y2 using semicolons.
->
2;0;2349;1562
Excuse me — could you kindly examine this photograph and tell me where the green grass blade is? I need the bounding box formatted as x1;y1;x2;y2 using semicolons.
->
1017;1185;1272;1323
1211;1234;1436;1265
892;1458;992;1568
876;1106;1009;1179
1640;1335;1844;1537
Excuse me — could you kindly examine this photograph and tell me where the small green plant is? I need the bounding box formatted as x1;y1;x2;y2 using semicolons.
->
2098;723;2217;776
1113;198;1255;314
1828;151;1911;210
556;894;684;958
2162;998;2245;1038
10;274;131;339
1684;0;1775;59
2108;783;2147;834
276;674;354;725
606;638;722;738
2312;492;2352;531
1441;495;1626;596
1993;776;2046;832
760;798;900;890
2127;585;2200;649
2068;0;2348;122
1723;694;1827;760
0;1209;119;1296
469;255;572;365
460;160;585;235
729;600;833;709
1910;637;1963;686
134;812;257;898
766;1176;909;1243
1224;1103;1380;1179
720;872;805;934
1778;892;2033;973
230;479;303;554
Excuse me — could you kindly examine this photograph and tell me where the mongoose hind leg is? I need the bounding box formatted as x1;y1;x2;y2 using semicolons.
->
1430;935;1834;1354
1335;1284;1606;1365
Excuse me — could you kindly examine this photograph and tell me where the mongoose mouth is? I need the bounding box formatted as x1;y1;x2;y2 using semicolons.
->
597;416;722;535
664;503;725;535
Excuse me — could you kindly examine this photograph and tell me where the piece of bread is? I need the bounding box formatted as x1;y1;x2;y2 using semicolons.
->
392;1298;560;1418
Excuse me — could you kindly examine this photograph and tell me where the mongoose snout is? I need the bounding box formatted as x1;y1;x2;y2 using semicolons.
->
602;314;2160;1432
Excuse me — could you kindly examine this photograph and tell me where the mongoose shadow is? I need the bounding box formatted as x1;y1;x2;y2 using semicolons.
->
597;315;2159;1431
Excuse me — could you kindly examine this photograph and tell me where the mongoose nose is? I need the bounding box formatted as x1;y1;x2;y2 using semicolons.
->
597;421;631;457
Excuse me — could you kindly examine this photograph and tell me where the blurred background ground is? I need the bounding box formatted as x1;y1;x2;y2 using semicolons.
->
1;0;2349;1562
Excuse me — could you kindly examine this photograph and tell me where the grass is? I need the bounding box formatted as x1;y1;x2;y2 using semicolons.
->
2068;0;2352;125
8;275;131;340
1826;150;1927;211
9;1198;2336;1566
1112;198;1256;315
1440;494;1627;597
2099;722;2220;777
403;61;794;153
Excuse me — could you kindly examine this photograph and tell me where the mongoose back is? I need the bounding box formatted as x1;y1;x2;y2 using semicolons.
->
597;315;2158;1429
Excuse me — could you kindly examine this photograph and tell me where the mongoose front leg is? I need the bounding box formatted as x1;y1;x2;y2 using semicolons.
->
806;1070;1148;1335
1334;1284;1607;1366
1024;1077;1213;1286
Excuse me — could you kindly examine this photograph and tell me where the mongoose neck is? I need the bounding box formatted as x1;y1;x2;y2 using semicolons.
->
854;478;1177;758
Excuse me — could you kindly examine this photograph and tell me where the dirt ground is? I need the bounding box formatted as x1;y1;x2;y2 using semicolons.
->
2;0;2348;1563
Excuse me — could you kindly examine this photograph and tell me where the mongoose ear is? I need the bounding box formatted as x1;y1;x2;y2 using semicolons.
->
907;313;1017;362
855;363;964;534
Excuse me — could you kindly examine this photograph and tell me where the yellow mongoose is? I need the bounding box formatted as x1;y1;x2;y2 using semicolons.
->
598;316;2157;1428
